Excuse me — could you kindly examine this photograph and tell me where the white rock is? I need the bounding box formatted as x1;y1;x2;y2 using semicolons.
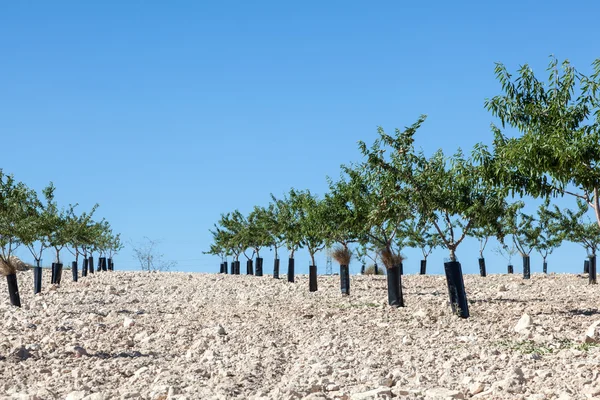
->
584;320;600;342
514;313;532;333
350;387;392;400
65;391;86;400
425;387;464;399
123;317;135;328
469;382;485;395
83;394;104;400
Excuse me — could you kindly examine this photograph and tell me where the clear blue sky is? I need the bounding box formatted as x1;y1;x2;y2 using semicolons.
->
2;1;599;275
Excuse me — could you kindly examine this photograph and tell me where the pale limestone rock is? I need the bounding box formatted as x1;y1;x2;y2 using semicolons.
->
514;313;533;333
425;387;464;399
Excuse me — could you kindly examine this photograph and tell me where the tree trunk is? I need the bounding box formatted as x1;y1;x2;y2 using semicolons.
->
255;257;263;277
273;258;280;279
287;258;295;283
589;255;597;285
386;263;404;307
508;264;513;274
478;258;487;277
340;264;350;295
543;260;548;274
584;259;590;274
360;264;365;274
82;258;89;277
309;265;317;292
34;260;42;294
72;261;78;282
522;255;531;280
374;263;379;275
443;260;469;318
6;273;21;307
54;263;63;285
449;248;457;262
88;256;94;274
420;259;427;275
246;259;254;275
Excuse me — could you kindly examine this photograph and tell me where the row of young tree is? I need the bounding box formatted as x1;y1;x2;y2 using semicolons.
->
207;57;600;318
0;170;123;307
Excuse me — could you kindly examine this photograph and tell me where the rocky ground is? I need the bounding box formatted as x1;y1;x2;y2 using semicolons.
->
1;269;600;400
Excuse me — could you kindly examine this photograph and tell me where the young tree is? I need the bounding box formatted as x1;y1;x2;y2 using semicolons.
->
357;121;418;307
493;240;518;273
356;242;380;275
271;193;303;282
205;224;231;273
215;211;245;274
106;231;124;270
264;200;286;278
65;204;99;265
358;116;504;317
404;218;441;275
323;174;367;294
20;183;56;270
534;200;563;274
132;237;176;272
481;57;600;227
239;206;272;276
503;202;539;279
0;171;34;306
546;199;600;284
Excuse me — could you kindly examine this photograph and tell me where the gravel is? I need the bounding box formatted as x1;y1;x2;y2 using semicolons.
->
1;269;600;399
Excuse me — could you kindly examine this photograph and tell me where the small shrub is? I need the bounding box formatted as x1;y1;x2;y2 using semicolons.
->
364;264;385;275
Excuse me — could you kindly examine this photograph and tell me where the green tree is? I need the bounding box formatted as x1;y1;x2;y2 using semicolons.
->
271;193;303;259
324;173;366;248
264;200;286;261
19;183;56;268
534;200;563;271
216;211;246;262
65;204;99;264
291;189;327;267
504;202;539;258
246;206;272;260
482;57;600;226
404;218;440;262
0;171;34;275
416;149;506;262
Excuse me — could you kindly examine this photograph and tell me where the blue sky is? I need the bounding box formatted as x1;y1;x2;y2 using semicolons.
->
1;1;599;275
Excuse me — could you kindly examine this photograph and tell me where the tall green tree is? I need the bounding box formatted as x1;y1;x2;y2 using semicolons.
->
20;183;56;268
271;193;303;259
481;57;600;226
246;205;272;260
291;189;327;267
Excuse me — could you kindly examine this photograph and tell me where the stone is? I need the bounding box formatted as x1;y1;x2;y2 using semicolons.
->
123;317;135;328
425;388;464;399
584;320;600;342
514;313;532;333
350;387;392;399
469;382;485;395
65;392;86;400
